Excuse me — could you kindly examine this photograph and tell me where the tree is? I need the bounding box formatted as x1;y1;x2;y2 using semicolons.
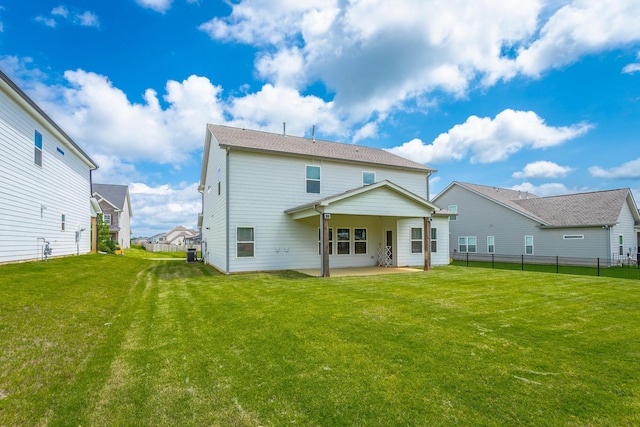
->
97;213;116;253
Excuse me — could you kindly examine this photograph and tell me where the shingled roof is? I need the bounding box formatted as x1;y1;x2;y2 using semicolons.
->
92;183;131;214
207;124;434;172
450;182;638;227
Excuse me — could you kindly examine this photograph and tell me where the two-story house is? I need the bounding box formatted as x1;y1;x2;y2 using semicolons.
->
92;183;132;249
199;124;452;276
0;69;99;263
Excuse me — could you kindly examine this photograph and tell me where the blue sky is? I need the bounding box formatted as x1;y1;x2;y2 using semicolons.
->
2;0;639;237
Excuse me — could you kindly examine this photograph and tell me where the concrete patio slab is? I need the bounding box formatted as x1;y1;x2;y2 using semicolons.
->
294;266;423;277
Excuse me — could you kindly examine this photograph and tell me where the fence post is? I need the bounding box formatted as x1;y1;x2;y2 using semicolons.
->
466;252;469;267
556;256;559;274
597;258;600;277
492;253;494;269
521;254;524;271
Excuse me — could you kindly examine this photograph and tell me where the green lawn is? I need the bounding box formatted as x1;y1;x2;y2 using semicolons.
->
1;253;639;426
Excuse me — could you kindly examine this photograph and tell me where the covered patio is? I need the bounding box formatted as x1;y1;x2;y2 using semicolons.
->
285;180;440;277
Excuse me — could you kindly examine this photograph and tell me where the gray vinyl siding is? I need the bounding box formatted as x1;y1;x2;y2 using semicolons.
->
0;84;93;263
434;184;634;260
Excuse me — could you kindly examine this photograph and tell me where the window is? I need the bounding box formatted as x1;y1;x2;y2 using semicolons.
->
337;228;350;254
34;130;43;166
563;235;584;240
217;167;222;195
354;228;367;254
103;214;112;225
411;227;423;253
318;228;333;255
619;235;624;256
458;236;477;253
431;227;437;253
468;236;477;253
525;235;534;255
61;214;66;231
487;236;495;254
362;171;375;186
449;205;457;220
306;165;320;193
237;227;254;257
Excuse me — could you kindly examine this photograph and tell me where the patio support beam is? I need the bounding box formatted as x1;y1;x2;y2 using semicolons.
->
321;213;330;277
424;217;432;271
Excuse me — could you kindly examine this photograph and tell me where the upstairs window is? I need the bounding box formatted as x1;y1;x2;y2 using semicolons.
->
362;171;375;186
306;165;320;193
103;214;112;225
34;130;43;166
449;205;457;220
61;214;66;231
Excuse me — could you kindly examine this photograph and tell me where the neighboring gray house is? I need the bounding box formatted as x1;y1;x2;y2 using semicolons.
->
433;181;640;264
92;184;132;249
199;124;453;276
0;69;99;263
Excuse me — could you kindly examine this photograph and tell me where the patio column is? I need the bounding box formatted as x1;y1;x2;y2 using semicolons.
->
424;217;432;271
321;213;330;277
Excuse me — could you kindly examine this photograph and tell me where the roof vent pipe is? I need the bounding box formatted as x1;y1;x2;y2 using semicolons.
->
312;125;315;142
283;122;286;136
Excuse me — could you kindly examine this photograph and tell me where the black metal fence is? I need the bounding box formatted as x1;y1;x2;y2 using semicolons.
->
450;252;640;280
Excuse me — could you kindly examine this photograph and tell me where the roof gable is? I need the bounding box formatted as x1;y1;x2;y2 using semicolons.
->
92;184;131;215
286;180;441;219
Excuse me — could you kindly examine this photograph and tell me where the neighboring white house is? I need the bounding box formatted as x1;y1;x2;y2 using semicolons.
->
199;124;452;275
0;69;99;263
433;181;640;264
164;225;198;246
92;183;132;249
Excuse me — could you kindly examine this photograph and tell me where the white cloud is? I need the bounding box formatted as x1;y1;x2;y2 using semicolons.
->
622;52;640;74
36;70;225;164
129;182;201;236
199;0;640;124
510;182;570;197
36;5;100;28
387;109;592;165
589;158;640;179
228;83;341;137
352;122;379;143
516;0;640;77
512;161;574;179
135;0;173;13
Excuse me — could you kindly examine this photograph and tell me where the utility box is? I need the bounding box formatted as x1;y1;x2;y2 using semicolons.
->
186;248;197;263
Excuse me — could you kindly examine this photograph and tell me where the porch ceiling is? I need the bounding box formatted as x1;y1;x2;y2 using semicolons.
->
285;180;439;220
